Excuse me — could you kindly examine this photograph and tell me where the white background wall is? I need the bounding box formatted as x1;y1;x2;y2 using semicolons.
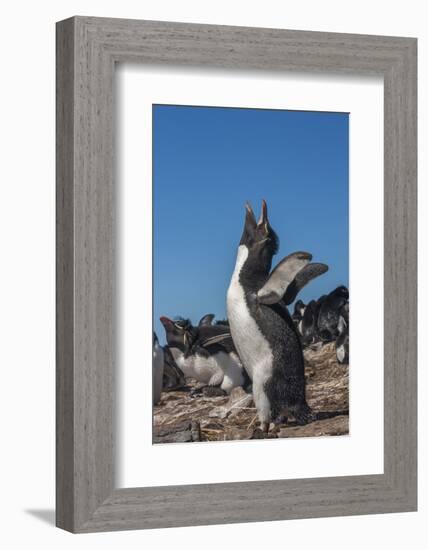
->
0;1;424;548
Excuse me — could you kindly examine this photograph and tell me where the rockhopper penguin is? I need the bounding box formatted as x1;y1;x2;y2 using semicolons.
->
153;332;164;405
162;346;186;390
317;285;349;342
227;200;328;432
160;316;247;394
335;302;349;365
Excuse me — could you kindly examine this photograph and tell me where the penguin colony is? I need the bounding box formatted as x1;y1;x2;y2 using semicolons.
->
155;200;348;435
292;286;349;364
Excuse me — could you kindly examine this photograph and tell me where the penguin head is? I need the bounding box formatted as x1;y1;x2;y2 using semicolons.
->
198;313;215;327
239;200;279;275
332;285;349;300
294;300;306;317
159;316;196;353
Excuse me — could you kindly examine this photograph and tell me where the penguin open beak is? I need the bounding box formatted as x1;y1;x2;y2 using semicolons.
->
257;199;268;227
245;201;254;216
257;199;269;236
244;201;257;227
240;200;274;247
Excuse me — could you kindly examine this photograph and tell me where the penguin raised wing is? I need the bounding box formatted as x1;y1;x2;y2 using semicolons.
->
257;251;312;305
282;262;329;305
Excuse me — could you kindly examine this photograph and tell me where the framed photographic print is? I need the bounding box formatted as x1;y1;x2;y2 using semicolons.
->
56;17;417;532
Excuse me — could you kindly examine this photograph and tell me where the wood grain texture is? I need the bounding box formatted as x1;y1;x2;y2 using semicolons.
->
56;16;417;533
56;18;75;531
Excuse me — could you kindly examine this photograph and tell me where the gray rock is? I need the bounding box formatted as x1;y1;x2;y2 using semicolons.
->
153;420;201;444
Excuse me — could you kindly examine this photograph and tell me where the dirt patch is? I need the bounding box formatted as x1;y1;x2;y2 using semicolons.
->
153;342;349;443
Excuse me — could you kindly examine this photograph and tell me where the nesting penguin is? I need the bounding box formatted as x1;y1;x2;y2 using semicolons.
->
292;299;306;330
292;301;305;341
335;302;349;364
227;200;328;432
299;299;318;347
162;346;186;390
160;316;246;394
317;285;349;342
153;332;164;405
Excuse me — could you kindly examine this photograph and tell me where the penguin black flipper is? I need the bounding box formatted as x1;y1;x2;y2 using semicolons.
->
197;323;233;349
199;333;233;347
198;313;215;327
283;262;329;305
257;251;312;305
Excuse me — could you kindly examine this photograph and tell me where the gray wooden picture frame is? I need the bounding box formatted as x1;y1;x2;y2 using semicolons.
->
56;16;417;533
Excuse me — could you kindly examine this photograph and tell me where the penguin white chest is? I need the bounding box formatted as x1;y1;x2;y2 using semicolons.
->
227;245;273;381
336;344;345;363
170;349;219;384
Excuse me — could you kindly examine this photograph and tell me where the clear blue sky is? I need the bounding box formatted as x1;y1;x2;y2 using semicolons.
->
153;105;349;344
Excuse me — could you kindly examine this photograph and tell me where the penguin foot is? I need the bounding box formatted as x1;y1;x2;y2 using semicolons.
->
260;421;270;433
270;421;282;434
250;421;270;439
274;415;289;426
251;426;279;439
251;428;266;439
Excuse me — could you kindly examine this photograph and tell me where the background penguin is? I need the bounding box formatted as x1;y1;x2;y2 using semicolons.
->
159;316;246;394
318;285;349;342
153;332;164;405
300;299;319;347
300;294;329;348
227;200;328;432
335;302;349;364
162;346;186;390
292;300;306;330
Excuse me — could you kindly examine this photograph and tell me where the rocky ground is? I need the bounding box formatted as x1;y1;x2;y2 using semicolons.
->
153;342;349;443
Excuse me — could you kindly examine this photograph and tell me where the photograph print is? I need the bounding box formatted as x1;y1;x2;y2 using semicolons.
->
152;104;349;443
